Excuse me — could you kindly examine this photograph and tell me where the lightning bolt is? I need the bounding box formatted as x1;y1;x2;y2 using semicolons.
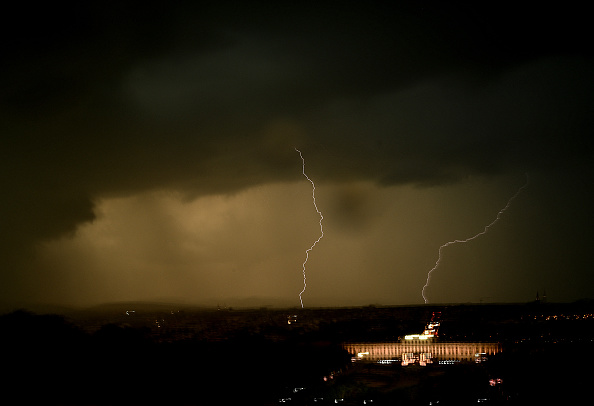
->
295;148;324;308
422;174;529;303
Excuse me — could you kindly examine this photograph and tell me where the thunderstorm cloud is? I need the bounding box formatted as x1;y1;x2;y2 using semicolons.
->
1;2;593;308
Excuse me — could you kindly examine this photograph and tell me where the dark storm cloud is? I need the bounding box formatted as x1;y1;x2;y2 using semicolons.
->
305;56;594;184
1;2;593;303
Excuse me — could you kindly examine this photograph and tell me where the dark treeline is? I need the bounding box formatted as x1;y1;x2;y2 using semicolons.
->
1;310;350;405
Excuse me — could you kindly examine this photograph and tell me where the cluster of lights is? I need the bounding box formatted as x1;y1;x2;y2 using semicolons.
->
404;334;432;340
541;313;594;321
311;399;372;404
438;360;460;365
423;323;440;337
407;312;441;340
475;353;489;363
402;352;428;366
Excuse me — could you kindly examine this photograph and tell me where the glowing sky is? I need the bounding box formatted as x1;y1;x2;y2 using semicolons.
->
1;2;593;308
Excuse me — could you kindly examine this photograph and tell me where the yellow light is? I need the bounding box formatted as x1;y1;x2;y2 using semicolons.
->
405;334;431;340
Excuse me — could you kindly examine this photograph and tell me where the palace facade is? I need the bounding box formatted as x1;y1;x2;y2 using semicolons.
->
343;337;501;364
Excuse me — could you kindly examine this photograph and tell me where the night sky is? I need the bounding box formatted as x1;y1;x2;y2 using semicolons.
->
2;2;593;309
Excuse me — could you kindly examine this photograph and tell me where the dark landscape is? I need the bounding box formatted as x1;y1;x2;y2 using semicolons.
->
3;300;593;405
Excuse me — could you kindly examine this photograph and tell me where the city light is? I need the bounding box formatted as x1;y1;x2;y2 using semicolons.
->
405;334;431;340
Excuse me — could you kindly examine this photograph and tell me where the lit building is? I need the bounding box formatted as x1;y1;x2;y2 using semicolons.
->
344;340;501;364
344;311;501;365
422;311;441;337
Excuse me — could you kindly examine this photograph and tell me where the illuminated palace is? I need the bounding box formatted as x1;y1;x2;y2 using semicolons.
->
343;312;501;366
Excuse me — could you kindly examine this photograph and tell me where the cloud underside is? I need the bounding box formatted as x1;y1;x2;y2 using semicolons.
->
4;56;592;252
1;3;593;306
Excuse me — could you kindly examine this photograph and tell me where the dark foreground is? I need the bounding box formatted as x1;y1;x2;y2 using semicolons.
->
2;302;593;405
